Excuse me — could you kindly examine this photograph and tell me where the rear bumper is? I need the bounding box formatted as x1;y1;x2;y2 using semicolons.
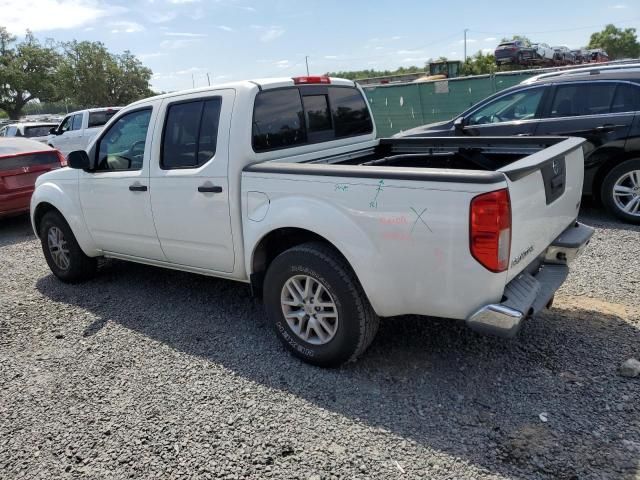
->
466;222;594;338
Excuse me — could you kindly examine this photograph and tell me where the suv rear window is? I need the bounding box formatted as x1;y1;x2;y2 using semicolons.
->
252;86;373;152
24;126;54;137
88;110;119;128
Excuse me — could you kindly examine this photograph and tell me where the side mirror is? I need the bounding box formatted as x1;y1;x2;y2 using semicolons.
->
49;127;57;135
454;117;464;131
67;150;91;170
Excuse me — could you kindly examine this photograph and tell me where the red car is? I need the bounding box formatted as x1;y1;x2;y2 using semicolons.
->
0;138;66;219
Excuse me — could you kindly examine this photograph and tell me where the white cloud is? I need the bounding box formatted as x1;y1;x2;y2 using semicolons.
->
324;55;338;59
148;12;177;23
138;52;166;60
217;25;233;32
481;48;494;54
611;4;627;8
484;37;497;42
110;20;144;34
160;38;201;49
164;32;207;37
175;67;206;75
0;0;122;34
260;27;285;42
168;0;200;3
397;49;424;55
274;60;290;68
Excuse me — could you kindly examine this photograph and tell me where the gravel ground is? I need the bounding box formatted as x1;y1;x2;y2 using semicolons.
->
1;205;639;480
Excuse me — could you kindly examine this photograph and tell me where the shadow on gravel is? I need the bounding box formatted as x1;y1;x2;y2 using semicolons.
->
36;259;640;480
0;214;34;248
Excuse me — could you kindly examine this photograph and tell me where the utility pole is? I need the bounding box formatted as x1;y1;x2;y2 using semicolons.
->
305;55;310;75
207;72;211;86
464;28;468;62
192;73;195;89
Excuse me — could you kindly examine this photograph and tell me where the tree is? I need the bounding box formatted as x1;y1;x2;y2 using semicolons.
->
0;27;61;118
500;35;531;46
460;50;497;76
588;24;640;60
58;41;153;107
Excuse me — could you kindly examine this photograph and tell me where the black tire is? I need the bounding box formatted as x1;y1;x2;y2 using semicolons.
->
40;211;98;283
601;159;640;224
263;242;379;367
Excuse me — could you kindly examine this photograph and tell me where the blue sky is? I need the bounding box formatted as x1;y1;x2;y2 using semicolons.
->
3;0;639;92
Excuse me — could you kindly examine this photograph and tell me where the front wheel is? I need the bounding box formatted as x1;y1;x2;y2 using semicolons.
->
263;242;379;367
40;211;98;283
601;159;640;224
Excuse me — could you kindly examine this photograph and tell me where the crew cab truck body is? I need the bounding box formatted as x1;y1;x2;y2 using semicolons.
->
47;107;121;157
30;77;593;366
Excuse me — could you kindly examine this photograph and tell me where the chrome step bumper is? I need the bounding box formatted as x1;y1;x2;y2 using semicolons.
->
466;222;594;338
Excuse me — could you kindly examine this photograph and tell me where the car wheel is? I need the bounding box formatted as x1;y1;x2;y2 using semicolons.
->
263;241;379;367
40;211;98;283
601;159;640;224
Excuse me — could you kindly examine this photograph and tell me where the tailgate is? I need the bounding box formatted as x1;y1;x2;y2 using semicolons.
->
499;137;586;282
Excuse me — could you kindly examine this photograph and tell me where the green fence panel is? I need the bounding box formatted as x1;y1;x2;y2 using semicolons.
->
364;71;537;137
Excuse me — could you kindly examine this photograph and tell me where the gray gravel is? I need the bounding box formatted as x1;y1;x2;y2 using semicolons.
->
1;206;639;480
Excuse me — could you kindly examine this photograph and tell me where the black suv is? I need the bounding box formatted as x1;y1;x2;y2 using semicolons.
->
399;71;640;223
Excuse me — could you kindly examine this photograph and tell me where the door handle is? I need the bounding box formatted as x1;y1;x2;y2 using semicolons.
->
517;133;532;136
129;184;148;192
594;124;624;132
198;185;223;193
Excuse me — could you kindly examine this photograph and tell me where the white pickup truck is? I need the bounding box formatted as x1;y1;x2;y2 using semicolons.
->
47;107;121;156
30;76;593;366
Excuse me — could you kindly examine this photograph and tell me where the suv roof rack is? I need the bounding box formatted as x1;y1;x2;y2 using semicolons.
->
520;61;640;85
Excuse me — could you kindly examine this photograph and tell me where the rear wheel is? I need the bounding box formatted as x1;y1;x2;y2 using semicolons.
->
40;211;98;283
263;242;379;367
601;159;640;224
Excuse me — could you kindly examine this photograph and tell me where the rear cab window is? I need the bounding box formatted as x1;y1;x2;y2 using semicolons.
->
88;110;119;128
24;126;55;138
252;85;373;152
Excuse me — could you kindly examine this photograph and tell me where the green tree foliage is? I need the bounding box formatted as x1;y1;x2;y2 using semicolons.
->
58;41;154;107
500;35;531;46
326;65;424;81
0;27;61;119
588;24;640;60
460;50;497;75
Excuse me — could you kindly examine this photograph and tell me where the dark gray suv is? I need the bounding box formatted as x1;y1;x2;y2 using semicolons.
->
399;71;640;223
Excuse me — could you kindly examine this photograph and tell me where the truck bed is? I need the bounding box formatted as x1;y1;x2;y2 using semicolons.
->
314;137;570;172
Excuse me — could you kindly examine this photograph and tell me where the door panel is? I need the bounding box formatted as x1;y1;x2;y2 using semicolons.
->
534;82;636;191
461;86;546;137
79;107;165;260
149;89;235;273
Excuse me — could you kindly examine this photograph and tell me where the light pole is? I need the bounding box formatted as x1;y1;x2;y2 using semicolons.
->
464;28;468;62
305;55;310;75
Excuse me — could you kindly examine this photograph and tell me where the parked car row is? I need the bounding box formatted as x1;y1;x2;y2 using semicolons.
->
397;64;640;224
495;40;609;67
0;107;122;156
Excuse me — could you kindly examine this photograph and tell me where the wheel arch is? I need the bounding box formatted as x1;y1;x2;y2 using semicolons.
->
30;184;100;257
249;227;354;297
591;152;640;202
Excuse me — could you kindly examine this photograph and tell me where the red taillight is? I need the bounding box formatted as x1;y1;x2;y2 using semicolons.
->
292;76;331;85
55;150;67;167
470;189;511;273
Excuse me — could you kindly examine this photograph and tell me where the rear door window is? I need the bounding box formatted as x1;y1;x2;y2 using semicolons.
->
252;89;306;151
611;83;640;113
549;83;617;117
161;98;222;169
